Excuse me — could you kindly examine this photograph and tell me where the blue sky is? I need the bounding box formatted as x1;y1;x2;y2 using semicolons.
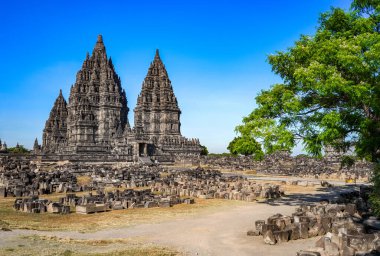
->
0;0;351;153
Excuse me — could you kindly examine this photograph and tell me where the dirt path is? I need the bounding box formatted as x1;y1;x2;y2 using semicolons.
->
0;186;356;255
0;200;321;255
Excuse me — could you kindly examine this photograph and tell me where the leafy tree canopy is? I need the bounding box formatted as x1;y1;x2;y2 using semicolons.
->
227;136;264;160
7;145;29;154
200;145;209;156
235;0;380;162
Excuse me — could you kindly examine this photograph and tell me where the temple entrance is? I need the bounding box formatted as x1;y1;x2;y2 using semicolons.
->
138;143;154;157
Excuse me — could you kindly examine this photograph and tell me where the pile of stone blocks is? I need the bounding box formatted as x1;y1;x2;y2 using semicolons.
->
0;157;81;197
248;187;380;255
76;202;108;214
61;189;185;214
88;165;161;189
189;152;373;181
13;197;69;214
150;168;284;201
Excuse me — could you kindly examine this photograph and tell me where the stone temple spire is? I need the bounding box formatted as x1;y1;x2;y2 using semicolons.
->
134;49;181;140
33;138;41;153
146;49;169;78
66;35;129;150
34;138;39;148
93;34;106;55
42;90;68;153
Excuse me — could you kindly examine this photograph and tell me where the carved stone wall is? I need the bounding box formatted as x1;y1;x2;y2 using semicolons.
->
40;35;201;162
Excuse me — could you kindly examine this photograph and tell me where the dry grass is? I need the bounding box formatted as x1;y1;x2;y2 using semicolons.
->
219;169;257;175
77;176;92;186
0;194;243;233
0;234;180;256
0;180;321;234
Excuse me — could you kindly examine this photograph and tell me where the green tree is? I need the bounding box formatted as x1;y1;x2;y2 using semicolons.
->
7;145;29;154
237;0;380;159
234;1;380;212
200;145;209;156
227;136;264;160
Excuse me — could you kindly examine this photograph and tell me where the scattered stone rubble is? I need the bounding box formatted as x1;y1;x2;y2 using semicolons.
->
13;189;187;214
248;186;380;256
13;197;70;214
191;152;373;181
0;156;81;197
150;168;284;201
12;168;285;215
88;165;161;189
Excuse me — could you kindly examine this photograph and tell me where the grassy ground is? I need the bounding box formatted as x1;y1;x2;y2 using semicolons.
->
0;183;322;256
0;194;244;232
0;234;180;256
0;179;319;233
0;195;245;255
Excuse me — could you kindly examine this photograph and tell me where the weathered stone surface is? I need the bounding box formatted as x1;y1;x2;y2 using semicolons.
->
263;229;276;245
288;224;301;240
324;240;339;256
249;188;380;256
39;35;201;163
273;230;289;243
247;230;260;236
297;250;322;256
195;152;373;181
255;220;265;235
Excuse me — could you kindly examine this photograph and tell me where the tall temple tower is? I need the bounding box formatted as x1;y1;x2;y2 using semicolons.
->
66;35;129;152
42;90;68;153
134;50;181;143
133;50;200;157
41;35;201;162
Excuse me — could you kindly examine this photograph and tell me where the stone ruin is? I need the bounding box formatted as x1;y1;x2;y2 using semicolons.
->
35;35;201;165
247;186;380;255
150;168;284;201
0;138;7;153
0;155;80;197
1;155;288;215
11;167;285;215
192;151;373;181
13;197;70;214
13;189;189;214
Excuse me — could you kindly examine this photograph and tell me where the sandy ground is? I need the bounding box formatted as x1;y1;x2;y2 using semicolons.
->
0;202;317;256
0;185;354;256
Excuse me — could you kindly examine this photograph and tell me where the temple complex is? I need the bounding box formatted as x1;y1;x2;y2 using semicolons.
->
38;35;201;163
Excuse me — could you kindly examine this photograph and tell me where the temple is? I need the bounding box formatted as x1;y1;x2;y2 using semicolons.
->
38;35;201;163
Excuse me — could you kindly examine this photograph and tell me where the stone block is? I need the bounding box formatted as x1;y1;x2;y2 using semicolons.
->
341;245;355;256
262;224;278;235
273;230;289;243
309;223;324;237
247;230;260;236
255;220;265;234
300;222;309;239
263;230;276;245
296;250;321;256
288;224;300;240
159;201;171;208
321;216;332;233
324;241;339;256
345;204;356;215
0;187;6;197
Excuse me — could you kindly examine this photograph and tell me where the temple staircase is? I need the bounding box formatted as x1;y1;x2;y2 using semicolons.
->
138;156;153;165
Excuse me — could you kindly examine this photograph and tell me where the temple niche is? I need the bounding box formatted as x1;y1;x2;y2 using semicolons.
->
40;35;201;163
